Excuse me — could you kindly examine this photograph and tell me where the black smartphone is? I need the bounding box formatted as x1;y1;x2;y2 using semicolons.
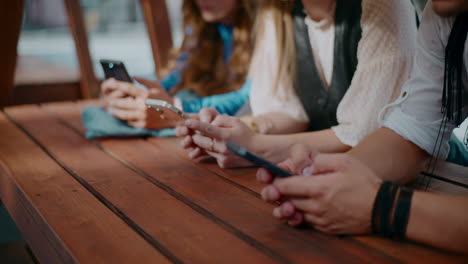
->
226;141;293;177
100;59;133;83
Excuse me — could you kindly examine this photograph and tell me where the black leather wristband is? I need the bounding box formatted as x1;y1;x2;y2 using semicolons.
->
379;182;400;238
392;186;414;239
372;182;389;233
372;182;399;235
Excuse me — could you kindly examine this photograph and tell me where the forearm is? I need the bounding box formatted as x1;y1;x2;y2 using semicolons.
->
407;192;468;253
348;128;428;183
251;129;351;163
254;113;309;134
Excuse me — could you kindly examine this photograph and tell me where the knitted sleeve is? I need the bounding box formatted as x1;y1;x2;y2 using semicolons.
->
331;0;418;146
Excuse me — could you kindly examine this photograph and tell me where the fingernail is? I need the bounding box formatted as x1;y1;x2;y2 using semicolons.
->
302;165;314;176
257;169;267;182
282;203;294;216
261;188;268;200
267;186;280;201
185;120;193;127
273;207;281;218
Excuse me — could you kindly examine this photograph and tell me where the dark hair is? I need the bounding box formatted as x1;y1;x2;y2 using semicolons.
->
442;12;468;126
422;12;467;188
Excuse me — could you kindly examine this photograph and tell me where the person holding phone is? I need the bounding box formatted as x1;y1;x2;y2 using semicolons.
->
176;0;418;168
257;0;468;254
99;0;256;130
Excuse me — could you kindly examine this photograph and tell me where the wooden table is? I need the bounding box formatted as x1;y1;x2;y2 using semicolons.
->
0;100;467;263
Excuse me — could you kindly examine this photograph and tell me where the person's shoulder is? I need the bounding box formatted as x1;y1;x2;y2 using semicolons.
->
419;1;455;46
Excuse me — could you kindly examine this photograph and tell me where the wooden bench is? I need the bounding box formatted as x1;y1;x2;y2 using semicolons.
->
0;100;466;263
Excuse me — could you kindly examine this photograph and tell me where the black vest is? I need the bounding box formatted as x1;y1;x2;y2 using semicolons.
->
293;0;362;131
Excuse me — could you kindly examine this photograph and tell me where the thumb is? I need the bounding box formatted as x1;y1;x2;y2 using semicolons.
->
305;153;347;176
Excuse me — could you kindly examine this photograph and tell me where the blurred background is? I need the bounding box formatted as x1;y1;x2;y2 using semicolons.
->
16;0;183;95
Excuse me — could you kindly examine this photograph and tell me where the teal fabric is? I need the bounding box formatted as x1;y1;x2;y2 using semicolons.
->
82;106;175;139
0;205;24;244
447;134;468;166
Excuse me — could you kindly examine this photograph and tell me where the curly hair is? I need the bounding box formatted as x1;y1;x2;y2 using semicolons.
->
167;0;257;97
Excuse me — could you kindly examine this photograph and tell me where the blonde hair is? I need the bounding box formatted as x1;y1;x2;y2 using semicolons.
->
168;0;257;97
250;0;296;96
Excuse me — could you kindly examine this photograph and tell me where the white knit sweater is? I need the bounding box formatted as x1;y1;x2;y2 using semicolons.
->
249;0;418;146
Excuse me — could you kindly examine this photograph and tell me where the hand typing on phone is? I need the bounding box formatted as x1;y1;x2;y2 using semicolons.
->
176;108;259;168
100;77;174;129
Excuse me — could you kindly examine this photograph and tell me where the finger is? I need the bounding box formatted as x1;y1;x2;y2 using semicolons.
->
261;185;281;202
256;168;274;184
191;134;228;154
191;134;215;151
272;201;296;219
205;150;229;168
114;81;148;98
311;153;349;175
273;176;320;198
180;135;195;149
108;107;146;121
175;126;190;137
304;213;329;227
107;89;126;99
186;113;199;120
211;115;240;128
290;199;326;217
109;98;146;111
287;211;305;227
199;108;220;123
277;146;318;175
127;120;146;128
185;120;230;140
188;147;204;160
101;78;118;95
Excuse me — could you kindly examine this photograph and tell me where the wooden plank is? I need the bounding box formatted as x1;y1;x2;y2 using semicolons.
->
63;0;99;98
43;102;395;263
140;0;173;79
0;0;24;107
0;110;167;264
6;105;278;264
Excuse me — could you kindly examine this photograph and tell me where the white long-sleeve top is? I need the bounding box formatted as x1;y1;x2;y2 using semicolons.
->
249;0;417;146
380;3;468;159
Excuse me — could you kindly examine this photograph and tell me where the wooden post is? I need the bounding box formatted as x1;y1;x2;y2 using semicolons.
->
0;0;24;107
63;0;99;98
140;0;173;79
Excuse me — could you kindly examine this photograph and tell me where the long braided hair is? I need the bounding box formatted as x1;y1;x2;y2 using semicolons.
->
423;12;468;188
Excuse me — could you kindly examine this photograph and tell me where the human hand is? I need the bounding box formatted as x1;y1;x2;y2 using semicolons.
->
176;108;257;168
176;108;217;162
100;78;150;128
259;152;382;235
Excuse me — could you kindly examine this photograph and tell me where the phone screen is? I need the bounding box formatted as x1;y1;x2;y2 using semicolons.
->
226;141;292;177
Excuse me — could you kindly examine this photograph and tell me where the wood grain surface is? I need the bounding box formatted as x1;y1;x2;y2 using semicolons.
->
0;100;466;263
